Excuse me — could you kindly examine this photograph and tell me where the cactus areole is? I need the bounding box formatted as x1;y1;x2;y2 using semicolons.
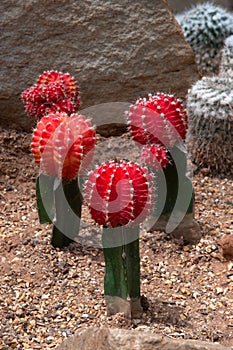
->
31;112;96;180
84;160;154;228
22;70;80;119
126;93;188;148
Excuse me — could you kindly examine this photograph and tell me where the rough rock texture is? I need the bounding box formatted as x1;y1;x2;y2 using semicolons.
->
0;0;199;133
219;234;233;259
55;328;231;350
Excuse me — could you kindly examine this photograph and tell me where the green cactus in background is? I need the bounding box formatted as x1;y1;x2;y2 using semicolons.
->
177;2;233;75
186;76;233;177
219;35;233;77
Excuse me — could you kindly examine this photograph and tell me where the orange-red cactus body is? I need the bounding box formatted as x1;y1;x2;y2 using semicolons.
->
127;93;188;147
84;160;154;228
31;112;96;180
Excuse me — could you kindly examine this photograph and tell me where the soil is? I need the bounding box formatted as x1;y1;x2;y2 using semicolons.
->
0;126;233;349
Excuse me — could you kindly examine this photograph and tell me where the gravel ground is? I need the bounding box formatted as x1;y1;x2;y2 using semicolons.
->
0;126;233;349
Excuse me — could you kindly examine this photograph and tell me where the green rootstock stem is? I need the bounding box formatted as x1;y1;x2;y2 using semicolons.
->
51;178;82;248
36;174;55;224
153;144;194;220
102;226;142;318
36;175;82;248
149;144;201;244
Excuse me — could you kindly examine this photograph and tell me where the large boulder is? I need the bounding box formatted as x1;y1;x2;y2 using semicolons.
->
0;0;198;133
55;328;230;350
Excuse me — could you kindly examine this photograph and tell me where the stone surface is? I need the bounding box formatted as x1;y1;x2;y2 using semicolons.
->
219;234;233;259
55;328;231;350
0;0;199;133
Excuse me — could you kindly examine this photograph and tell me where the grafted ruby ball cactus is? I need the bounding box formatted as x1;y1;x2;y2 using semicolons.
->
31;111;96;248
84;160;154;228
126;93;188;148
126;93;201;243
84;160;155;318
22;70;80;119
140;144;170;171
31;112;96;180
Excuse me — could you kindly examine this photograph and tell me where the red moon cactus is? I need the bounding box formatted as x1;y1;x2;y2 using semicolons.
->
126;93;188;147
22;70;80;119
84;160;154;228
140;144;170;171
31;112;96;180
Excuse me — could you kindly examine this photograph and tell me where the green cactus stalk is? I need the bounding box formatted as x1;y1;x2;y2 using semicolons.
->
186;76;233;177
102;226;142;318
51;178;82;248
37;174;82;248
151;144;200;243
140;143;200;243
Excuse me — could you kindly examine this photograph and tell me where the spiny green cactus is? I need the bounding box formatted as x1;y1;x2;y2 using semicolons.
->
219;35;233;77
178;2;233;75
186;76;233;177
195;46;222;76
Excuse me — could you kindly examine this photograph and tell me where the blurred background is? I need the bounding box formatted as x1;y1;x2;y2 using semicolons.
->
167;0;233;13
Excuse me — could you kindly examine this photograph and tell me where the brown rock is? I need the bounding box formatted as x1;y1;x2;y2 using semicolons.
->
219;234;233;259
0;0;199;135
55;328;230;350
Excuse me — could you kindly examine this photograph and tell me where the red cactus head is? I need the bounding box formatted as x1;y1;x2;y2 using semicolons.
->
84;160;154;228
140;144;170;171
22;70;80;119
126;93;188;148
31;112;96;180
